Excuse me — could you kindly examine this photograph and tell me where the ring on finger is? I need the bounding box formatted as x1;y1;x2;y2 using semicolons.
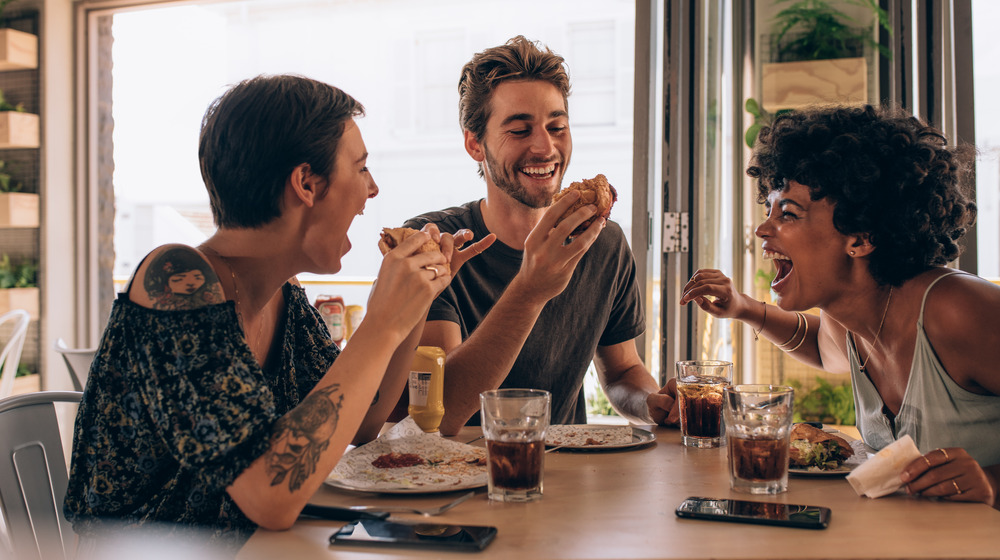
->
937;448;950;462
425;266;439;276
922;456;932;468
952;480;962;495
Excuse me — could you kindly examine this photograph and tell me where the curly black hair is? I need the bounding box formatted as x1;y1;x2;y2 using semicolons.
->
747;105;977;286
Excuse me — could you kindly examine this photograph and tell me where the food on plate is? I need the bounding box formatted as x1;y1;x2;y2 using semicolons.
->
552;174;618;236
545;425;633;447
377;227;450;276
789;423;855;470
372;452;426;469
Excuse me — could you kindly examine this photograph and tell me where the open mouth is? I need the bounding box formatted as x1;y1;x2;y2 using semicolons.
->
520;163;557;180
763;250;793;288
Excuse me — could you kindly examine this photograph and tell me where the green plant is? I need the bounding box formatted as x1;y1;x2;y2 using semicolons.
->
0;160;20;192
771;0;891;62
0;88;24;112
16;362;32;378
0;253;37;288
744;97;793;148
788;376;856;425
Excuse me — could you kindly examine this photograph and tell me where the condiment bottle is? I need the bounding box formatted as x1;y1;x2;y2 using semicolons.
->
345;304;364;341
314;295;346;345
408;346;446;433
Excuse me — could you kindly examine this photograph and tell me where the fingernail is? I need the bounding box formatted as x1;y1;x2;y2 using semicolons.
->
900;471;911;482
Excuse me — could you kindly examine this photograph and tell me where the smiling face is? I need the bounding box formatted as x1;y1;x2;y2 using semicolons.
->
168;269;205;295
466;80;571;208
303;119;378;273
755;180;856;311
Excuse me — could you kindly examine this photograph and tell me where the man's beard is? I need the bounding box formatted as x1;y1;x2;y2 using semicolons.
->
483;145;562;209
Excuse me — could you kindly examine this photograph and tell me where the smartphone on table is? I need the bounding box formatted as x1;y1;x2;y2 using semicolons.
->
329;518;497;551
675;496;831;529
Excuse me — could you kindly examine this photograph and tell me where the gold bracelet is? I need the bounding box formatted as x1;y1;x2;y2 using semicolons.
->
751;301;766;341
776;311;803;348
783;314;810;353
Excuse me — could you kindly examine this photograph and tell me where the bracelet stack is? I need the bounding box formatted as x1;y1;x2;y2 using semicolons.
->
776;311;808;353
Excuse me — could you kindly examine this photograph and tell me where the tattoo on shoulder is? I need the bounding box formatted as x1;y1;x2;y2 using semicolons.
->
265;384;343;492
142;247;224;310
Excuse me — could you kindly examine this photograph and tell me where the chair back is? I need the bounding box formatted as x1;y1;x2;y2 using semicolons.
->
0;310;30;399
53;339;97;393
0;391;81;560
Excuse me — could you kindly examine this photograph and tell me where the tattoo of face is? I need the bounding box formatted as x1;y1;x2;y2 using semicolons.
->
266;384;342;492
143;247;224;310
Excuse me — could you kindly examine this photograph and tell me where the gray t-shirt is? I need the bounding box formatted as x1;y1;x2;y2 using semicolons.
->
405;200;645;425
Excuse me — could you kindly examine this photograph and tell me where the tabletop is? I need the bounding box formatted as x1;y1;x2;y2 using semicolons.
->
237;425;1000;559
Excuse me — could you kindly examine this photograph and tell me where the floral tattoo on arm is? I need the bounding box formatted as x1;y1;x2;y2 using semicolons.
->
265;384;343;492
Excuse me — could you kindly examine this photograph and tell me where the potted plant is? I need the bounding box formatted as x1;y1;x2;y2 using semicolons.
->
0;158;34;227
0;252;38;318
0;87;37;149
0;0;36;71
761;0;890;112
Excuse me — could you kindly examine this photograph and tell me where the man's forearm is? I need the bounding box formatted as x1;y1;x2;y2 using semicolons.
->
602;365;659;424
437;286;549;434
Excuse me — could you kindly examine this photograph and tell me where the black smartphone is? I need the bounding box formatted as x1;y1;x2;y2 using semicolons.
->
675;497;831;529
329;518;498;551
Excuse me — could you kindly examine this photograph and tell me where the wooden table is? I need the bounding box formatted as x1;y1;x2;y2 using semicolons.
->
237;426;1000;559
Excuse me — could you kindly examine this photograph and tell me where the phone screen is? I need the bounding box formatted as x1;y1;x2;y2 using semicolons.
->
329;519;498;551
675;497;831;529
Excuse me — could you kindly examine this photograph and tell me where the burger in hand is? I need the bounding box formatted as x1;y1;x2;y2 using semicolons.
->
377;227;450;276
789;423;855;470
552;174;618;236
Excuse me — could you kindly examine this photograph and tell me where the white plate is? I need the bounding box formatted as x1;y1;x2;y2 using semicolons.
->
325;434;487;494
545;425;656;451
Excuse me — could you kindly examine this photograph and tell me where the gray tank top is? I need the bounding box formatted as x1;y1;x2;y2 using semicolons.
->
849;271;1000;466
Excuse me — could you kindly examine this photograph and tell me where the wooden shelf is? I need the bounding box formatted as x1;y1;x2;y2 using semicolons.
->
0;192;38;227
0;28;37;71
0;111;39;148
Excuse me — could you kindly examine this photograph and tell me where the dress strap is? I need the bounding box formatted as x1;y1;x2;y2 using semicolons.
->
917;270;964;323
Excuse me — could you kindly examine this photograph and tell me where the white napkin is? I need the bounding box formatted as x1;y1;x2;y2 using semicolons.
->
381;416;441;439
846;434;922;498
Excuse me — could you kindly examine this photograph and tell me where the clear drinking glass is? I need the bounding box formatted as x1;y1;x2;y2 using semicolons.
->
479;389;551;502
723;384;795;494
675;360;732;448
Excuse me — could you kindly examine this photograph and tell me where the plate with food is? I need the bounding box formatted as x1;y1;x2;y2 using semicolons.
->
325;434;487;494
544;424;655;451
788;423;866;476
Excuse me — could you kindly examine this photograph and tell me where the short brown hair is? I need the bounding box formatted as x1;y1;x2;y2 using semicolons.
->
458;36;570;176
199;74;365;228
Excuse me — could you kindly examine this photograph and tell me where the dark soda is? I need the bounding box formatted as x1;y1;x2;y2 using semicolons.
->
728;435;789;481
486;439;544;490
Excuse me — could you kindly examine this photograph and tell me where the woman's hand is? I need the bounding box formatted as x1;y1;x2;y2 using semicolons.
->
901;447;997;507
436;227;495;281
679;269;755;321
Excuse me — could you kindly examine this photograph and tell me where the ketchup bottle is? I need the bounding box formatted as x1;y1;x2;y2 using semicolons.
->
314;295;346;345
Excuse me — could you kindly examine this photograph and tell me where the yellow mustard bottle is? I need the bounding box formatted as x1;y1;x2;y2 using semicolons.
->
408;346;446;433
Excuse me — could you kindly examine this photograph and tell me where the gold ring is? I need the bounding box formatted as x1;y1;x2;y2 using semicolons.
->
952;480;962;495
923;456;932;468
938;448;950;462
425;266;439;276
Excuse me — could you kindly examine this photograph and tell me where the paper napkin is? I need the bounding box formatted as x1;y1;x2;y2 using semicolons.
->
846;434;922;498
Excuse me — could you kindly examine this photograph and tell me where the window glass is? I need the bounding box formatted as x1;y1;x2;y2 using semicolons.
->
110;0;637;309
972;0;1000;278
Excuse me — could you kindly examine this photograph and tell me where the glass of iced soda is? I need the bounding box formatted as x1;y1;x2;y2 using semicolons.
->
675;360;732;448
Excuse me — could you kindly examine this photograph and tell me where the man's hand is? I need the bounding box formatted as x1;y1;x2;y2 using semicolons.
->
647;378;679;426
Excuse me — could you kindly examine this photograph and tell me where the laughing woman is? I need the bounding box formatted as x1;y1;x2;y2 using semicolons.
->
680;105;1000;509
63;74;491;551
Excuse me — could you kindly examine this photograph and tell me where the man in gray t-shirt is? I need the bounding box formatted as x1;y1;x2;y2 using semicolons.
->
398;36;679;435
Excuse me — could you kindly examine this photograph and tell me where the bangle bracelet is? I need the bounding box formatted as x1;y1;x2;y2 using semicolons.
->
751;301;766;341
783;314;810;353
777;312;803;348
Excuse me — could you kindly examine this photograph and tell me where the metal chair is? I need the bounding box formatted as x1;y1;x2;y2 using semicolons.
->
0;391;81;560
53;339;97;393
0;310;30;400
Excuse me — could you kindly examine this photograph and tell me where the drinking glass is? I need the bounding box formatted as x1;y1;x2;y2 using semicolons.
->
675;360;732;448
479;389;551;502
723;384;795;494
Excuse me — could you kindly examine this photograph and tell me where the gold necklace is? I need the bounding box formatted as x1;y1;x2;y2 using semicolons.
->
853;286;893;375
203;246;268;359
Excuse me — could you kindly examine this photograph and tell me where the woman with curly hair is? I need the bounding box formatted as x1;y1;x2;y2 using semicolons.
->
680;105;1000;508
